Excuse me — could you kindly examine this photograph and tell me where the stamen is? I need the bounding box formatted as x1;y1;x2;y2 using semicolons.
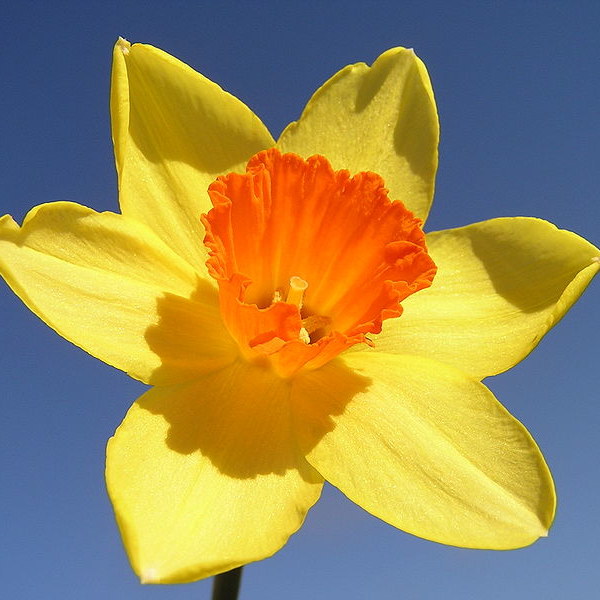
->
302;314;332;335
286;276;308;309
299;328;311;344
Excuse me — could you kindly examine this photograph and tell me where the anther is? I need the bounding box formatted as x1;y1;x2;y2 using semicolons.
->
299;327;311;344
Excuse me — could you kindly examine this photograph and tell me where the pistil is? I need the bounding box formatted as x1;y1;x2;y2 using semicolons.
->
286;276;308;309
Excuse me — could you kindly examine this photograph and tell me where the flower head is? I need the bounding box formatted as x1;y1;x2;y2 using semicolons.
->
0;38;598;584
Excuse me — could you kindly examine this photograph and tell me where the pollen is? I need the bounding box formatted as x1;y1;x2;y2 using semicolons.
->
202;148;437;377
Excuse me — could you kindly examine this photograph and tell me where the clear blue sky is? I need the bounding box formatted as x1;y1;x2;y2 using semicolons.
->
1;1;599;598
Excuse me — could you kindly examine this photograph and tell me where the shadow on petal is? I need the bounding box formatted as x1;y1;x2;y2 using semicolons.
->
141;283;371;479
125;48;270;173
134;360;369;480
144;277;239;386
354;55;398;113
393;61;438;188
290;358;373;456
468;220;596;313
350;51;437;187
139;269;372;479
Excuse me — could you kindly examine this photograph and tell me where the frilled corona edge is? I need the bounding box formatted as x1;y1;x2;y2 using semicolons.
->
202;148;437;377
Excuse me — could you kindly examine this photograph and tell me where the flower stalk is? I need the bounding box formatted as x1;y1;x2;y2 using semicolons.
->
211;567;243;600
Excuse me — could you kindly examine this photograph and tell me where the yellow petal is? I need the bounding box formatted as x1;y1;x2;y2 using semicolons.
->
111;39;275;267
370;217;600;378
0;202;237;384
278;47;438;221
292;352;555;550
106;361;323;584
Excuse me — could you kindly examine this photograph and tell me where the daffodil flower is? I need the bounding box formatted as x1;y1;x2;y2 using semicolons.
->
1;38;598;585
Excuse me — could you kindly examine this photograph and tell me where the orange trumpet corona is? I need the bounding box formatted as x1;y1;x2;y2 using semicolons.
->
202;149;437;377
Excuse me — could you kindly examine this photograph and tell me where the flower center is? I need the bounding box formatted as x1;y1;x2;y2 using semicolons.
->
202;148;437;377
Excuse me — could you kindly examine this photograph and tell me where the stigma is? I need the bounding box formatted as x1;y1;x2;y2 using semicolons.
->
286;276;308;308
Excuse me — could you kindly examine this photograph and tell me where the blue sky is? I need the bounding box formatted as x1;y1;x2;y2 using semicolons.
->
1;1;599;598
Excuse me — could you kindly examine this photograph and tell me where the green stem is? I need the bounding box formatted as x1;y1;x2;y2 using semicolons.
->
211;567;243;600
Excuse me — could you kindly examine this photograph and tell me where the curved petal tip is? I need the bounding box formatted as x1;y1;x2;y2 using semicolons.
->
116;37;130;54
